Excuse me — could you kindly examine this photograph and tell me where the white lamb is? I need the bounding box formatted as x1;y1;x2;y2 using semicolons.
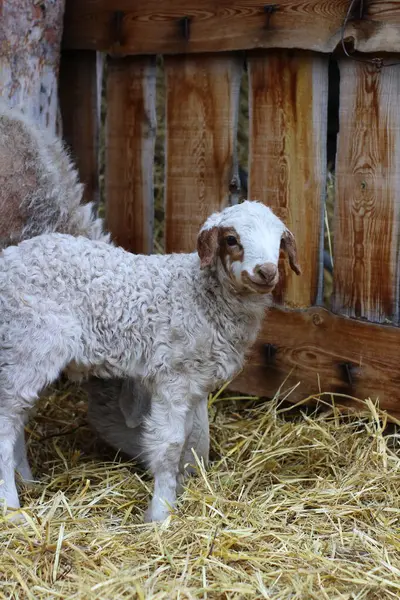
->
0;200;300;521
0;100;209;508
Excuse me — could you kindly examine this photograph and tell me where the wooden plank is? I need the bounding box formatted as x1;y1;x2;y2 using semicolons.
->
332;59;400;324
248;50;328;308
164;53;241;253
62;0;400;55
59;50;100;205
232;307;400;418
105;56;156;255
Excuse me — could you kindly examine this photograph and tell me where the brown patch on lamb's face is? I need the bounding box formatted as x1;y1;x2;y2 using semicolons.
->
218;226;244;280
197;226;219;269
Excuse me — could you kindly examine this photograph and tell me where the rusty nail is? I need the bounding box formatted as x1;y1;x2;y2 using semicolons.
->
264;343;277;363
371;57;384;71
338;362;356;387
112;11;124;47
263;4;278;28
179;16;191;42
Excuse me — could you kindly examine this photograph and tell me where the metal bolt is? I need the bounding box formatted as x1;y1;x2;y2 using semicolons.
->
179;16;191;42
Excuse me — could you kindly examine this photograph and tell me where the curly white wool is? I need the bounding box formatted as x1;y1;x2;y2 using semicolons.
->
0;200;300;521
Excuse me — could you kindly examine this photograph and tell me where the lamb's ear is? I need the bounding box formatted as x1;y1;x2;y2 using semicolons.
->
280;229;301;275
119;379;151;429
197;226;219;269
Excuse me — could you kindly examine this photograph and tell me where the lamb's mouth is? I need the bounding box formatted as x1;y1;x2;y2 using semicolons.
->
241;272;278;294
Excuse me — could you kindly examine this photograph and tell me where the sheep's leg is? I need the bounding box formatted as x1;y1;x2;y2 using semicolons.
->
177;397;210;494
0;416;20;510
143;394;192;523
0;313;81;510
14;427;34;483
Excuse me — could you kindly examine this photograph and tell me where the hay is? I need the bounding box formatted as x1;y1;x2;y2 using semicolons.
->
1;383;400;599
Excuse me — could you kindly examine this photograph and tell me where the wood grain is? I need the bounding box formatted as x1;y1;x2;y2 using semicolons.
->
164;53;241;253
232;307;400;418
62;0;400;55
59;50;100;205
1;0;65;132
248;50;328;308
332;59;400;324
105;56;156;254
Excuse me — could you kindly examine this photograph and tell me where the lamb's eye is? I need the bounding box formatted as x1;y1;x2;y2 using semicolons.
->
226;235;238;247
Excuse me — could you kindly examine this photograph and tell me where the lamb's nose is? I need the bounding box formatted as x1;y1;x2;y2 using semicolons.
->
257;263;278;285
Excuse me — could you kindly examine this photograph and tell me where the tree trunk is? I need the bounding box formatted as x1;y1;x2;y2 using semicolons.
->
0;0;65;132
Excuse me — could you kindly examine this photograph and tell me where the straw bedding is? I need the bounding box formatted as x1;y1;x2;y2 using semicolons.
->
1;381;400;599
2;59;398;600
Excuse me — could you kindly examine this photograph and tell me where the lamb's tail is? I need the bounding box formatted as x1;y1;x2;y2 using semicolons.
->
0;101;109;250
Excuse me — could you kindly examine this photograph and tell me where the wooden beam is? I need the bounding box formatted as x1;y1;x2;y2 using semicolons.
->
105;56;156;254
59;50;100;205
332;59;400;324
164;53;241;253
62;0;400;55
248;50;328;308
232;307;400;418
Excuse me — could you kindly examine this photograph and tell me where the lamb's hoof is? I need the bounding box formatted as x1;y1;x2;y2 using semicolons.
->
16;476;39;489
176;472;186;496
144;504;171;523
5;510;28;524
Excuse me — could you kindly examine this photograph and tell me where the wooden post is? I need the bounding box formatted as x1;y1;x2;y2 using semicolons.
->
332;59;400;324
0;0;65;132
59;50;101;205
105;56;157;255
248;50;328;308
164;53;242;253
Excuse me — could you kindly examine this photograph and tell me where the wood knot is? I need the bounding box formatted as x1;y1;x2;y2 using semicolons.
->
312;313;323;326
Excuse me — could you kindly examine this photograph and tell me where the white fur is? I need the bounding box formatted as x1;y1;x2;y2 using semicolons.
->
85;378;210;495
0;201;294;521
201;201;285;284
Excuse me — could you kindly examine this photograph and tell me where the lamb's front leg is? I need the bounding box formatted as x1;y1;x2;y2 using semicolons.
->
142;389;193;523
177;396;209;495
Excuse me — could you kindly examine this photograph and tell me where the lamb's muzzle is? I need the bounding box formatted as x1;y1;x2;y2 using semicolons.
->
0;200;300;522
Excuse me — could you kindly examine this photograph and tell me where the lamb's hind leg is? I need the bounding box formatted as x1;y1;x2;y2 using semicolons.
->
14;426;34;483
0;313;81;510
0;415;21;509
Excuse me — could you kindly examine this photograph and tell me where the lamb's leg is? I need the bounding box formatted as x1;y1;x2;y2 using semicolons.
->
142;390;193;523
0;416;21;510
177;397;209;494
0;314;80;510
14;427;34;483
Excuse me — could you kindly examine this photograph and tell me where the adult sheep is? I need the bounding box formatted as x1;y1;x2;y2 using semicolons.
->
0;200;300;522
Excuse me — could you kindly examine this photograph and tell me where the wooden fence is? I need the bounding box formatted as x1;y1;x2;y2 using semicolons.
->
60;0;400;418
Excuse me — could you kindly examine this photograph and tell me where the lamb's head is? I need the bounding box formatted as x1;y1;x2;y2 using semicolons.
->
197;200;301;294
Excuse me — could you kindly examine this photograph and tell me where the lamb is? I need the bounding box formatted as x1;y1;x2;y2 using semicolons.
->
0;200;300;521
0;101;109;249
0;101;209;507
